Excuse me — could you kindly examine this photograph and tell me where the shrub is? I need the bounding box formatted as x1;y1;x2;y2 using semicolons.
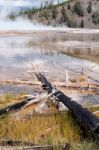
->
68;20;77;28
67;3;71;10
80;20;84;28
73;1;84;17
9;13;16;20
52;7;57;19
61;6;69;22
61;6;77;27
27;11;33;20
92;11;99;24
41;10;49;20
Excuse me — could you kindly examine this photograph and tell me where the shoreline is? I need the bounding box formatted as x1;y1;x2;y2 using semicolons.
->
1;28;99;36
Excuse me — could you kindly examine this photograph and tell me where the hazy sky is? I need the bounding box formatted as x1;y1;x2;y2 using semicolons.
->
0;0;66;8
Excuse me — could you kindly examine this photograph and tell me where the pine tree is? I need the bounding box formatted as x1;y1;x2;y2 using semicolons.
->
87;2;92;14
73;1;84;17
80;20;84;28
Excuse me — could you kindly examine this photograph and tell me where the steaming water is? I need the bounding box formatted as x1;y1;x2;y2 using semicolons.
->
0;32;99;105
0;32;99;81
0;1;99;105
0;0;69;30
0;0;66;8
0;0;99;31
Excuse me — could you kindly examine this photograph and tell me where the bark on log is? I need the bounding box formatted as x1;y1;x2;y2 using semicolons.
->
36;72;99;133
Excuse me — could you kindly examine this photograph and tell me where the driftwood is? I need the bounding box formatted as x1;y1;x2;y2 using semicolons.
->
36;72;99;133
23;144;70;150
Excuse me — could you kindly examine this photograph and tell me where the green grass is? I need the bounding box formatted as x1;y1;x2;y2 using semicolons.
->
71;141;99;150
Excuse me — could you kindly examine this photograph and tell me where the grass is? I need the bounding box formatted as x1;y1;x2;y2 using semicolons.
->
0;113;98;149
0;93;98;149
87;105;99;117
71;141;99;150
0;93;26;108
0;112;81;145
87;105;99;112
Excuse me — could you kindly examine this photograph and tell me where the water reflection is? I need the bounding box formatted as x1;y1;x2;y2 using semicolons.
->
0;33;99;81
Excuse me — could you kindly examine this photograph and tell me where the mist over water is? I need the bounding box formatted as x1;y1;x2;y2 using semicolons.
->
0;0;99;32
0;19;48;30
0;0;42;30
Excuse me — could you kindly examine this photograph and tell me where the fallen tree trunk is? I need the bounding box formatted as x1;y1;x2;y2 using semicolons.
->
0;93;49;116
0;140;70;150
36;72;99;133
0;96;35;116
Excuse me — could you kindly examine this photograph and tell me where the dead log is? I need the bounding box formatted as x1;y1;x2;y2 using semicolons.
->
0;96;35;116
0;93;49;116
36;72;99;133
0;140;70;150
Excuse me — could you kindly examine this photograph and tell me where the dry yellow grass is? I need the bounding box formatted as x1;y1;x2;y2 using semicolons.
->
0;93;26;108
0;94;98;149
0;112;80;145
95;112;99;117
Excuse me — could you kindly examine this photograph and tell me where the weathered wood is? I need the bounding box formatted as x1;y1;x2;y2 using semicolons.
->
0;80;41;85
0;96;35;116
23;144;70;150
0;93;49;116
36;72;99;133
0;140;70;150
0;80;98;90
0;140;34;146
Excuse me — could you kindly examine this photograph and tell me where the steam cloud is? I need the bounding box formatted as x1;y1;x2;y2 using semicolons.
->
1;0;99;32
0;0;42;30
0;0;68;30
